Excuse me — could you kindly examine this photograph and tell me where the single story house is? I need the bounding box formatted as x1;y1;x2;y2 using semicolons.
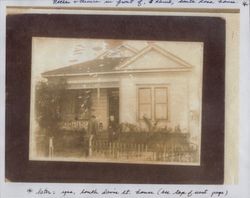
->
42;43;197;136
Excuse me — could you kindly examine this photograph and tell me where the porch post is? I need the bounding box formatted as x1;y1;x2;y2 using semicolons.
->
97;87;100;105
89;135;93;157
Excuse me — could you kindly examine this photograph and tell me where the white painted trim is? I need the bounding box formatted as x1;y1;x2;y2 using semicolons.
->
116;43;193;70
96;43;139;59
42;67;191;78
136;84;171;122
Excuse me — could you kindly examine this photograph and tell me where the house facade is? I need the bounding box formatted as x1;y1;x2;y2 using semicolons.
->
42;44;199;138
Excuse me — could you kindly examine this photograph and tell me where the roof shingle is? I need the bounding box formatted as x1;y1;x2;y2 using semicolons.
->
42;57;128;76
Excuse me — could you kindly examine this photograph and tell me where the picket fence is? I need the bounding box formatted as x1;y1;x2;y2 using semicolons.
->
90;139;198;163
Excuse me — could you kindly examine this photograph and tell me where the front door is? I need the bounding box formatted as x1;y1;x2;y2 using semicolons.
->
108;88;119;126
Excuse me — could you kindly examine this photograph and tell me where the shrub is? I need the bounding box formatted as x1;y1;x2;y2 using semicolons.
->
35;78;67;137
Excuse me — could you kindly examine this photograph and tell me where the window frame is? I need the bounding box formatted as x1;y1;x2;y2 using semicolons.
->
154;87;168;121
138;87;152;120
137;85;169;121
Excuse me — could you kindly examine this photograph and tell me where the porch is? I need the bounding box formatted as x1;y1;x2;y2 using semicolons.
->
59;86;120;131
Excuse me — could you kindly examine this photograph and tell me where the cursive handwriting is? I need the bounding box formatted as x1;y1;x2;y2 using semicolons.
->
178;0;195;3
61;190;75;196
101;189;119;194
198;0;214;3
80;189;98;194
53;0;70;4
121;189;131;194
149;0;173;4
218;0;235;3
173;189;187;197
136;189;154;194
115;0;147;6
27;187;230;197
211;190;228;197
116;0;134;6
157;188;171;195
79;0;101;3
51;0;239;5
35;188;53;195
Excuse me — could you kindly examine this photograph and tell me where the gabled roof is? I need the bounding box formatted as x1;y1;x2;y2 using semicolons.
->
96;44;138;59
42;57;128;77
116;44;192;70
42;44;193;78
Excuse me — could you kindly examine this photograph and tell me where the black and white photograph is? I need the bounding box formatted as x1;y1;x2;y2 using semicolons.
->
30;38;203;165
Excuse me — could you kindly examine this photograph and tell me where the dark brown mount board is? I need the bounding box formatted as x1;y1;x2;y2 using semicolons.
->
5;14;225;184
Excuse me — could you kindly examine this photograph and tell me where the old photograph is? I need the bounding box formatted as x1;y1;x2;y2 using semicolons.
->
29;38;203;165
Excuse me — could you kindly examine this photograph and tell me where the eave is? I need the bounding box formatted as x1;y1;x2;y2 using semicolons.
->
42;68;192;78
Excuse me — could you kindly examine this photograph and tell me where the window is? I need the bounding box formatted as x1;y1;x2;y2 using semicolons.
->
138;87;168;120
154;88;168;120
138;88;152;119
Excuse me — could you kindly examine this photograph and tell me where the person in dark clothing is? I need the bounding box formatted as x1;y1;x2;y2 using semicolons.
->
84;115;99;157
88;115;99;136
108;115;118;141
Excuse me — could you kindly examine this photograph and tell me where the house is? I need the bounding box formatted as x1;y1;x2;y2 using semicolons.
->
42;43;198;136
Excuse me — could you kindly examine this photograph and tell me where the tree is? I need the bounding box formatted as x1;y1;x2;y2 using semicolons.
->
35;78;67;137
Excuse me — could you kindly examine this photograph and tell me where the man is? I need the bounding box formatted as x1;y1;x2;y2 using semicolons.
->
88;115;99;136
108;115;118;141
86;115;98;157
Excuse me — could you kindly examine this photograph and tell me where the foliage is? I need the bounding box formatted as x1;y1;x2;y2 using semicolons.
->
118;117;182;134
119;122;142;133
114;119;190;148
35;78;67;137
74;89;92;120
142;116;159;132
54;129;85;149
114;132;190;150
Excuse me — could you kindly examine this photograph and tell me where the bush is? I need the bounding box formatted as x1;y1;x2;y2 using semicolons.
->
115;131;189;146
